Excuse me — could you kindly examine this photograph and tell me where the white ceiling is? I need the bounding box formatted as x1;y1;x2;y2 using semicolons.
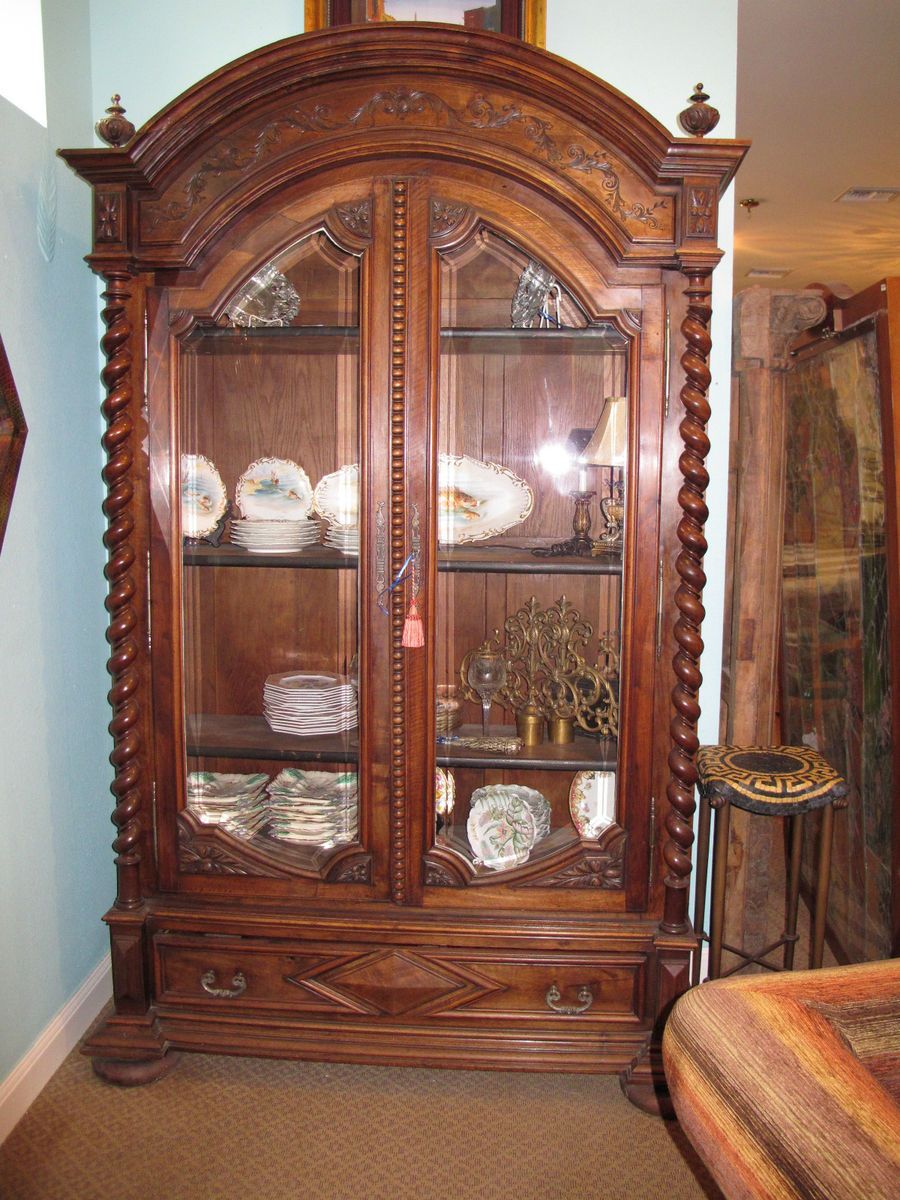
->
733;0;900;295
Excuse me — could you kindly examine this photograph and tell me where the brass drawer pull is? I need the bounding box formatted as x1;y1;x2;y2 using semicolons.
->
200;969;247;999
545;983;594;1015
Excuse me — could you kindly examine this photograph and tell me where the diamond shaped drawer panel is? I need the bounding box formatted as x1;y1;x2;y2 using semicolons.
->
153;933;646;1025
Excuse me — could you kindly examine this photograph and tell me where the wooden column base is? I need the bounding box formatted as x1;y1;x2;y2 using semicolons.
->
91;1051;181;1087
619;1038;674;1118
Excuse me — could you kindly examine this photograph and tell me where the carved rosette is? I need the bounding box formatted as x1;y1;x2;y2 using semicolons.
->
430;198;468;238
178;825;252;875
389;180;409;905
100;272;144;910
662;270;714;933
517;830;626;889
335;200;372;239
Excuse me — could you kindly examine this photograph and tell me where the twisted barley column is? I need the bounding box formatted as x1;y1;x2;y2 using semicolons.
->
100;271;143;911
389;181;409;904
662;269;713;934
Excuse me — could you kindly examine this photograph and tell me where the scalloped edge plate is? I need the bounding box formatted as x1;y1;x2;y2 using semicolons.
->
236;457;313;520
438;453;534;544
181;454;227;538
569;770;617;839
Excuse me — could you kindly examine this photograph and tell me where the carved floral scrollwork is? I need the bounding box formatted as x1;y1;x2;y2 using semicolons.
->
335;200;372;239
178;831;251;876
144;88;669;237
430;198;468;237
517;830;626;889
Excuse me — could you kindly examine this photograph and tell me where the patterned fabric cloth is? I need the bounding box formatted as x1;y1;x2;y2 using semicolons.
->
696;744;848;815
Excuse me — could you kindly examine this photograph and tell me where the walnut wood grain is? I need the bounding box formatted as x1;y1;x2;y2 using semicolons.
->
60;26;746;1086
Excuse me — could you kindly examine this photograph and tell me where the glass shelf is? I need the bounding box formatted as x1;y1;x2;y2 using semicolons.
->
186;714;360;763
184;540;622;575
436;725;616;772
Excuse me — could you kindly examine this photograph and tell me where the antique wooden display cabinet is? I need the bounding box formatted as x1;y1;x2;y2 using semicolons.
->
61;26;746;1109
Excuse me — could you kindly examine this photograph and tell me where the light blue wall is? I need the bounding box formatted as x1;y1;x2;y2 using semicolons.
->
0;1;738;1085
0;0;110;1080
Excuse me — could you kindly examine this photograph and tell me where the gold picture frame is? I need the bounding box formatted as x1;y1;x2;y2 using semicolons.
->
304;1;546;47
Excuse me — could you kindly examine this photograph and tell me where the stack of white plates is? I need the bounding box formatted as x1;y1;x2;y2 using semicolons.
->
186;771;270;839
263;671;358;736
230;517;320;553
322;524;359;554
265;768;358;845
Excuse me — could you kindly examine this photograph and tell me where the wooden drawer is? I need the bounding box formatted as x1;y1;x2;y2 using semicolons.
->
154;933;646;1026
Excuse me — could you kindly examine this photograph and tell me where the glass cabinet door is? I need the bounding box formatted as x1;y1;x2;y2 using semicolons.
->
428;225;630;887
177;229;368;879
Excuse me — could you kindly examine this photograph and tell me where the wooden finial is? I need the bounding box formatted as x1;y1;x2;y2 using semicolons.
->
678;83;720;138
96;94;135;147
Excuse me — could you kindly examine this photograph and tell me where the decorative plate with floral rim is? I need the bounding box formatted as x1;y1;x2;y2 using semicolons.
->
181;453;227;539
438;453;534;544
313;463;360;528
435;767;456;817
235;457;313;520
467;787;537;871
568;770;617;839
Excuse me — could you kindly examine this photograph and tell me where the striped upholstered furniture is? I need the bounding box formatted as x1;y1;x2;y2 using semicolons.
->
663;959;900;1199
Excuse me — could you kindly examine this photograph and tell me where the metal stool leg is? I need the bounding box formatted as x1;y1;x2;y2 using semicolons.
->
811;802;836;969
783;812;804;970
708;800;731;981
691;794;712;986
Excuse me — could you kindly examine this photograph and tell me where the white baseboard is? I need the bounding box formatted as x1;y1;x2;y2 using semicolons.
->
0;955;112;1146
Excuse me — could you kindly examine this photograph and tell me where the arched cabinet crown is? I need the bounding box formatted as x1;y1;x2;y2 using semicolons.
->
61;26;746;1113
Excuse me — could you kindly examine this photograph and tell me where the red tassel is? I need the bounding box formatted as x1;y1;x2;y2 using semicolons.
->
402;597;425;648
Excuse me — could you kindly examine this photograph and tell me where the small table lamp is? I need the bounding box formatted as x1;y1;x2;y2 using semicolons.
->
580;396;627;549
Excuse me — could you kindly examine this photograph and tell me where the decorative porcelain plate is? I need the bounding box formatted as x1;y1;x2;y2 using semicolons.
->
181;454;227;539
438;454;534;544
470;783;550;842
435;767;456;817
236;457;313;520
313;463;360;529
467;788;537;871
569;770;617;839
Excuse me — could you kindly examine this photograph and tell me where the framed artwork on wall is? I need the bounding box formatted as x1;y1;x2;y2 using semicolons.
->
304;1;546;46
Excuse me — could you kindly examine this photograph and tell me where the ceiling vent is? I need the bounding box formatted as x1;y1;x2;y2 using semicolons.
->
834;186;900;204
746;267;791;279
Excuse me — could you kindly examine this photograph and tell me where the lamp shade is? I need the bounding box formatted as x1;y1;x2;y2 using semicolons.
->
580;397;628;467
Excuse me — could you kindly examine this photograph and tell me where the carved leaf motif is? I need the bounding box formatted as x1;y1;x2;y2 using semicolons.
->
430;199;468;236
335;201;372;237
518;832;626;889
144;88;669;236
96;193;121;242
333;858;372;884
687;187;715;237
424;860;463;887
178;836;251;876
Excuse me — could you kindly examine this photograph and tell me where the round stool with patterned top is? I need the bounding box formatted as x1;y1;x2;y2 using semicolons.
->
692;745;848;983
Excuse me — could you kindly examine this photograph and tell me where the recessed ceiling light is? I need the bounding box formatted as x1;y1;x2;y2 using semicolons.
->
746;267;791;279
834;186;900;204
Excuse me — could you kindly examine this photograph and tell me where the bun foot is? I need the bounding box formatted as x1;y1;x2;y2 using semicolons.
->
91;1051;181;1087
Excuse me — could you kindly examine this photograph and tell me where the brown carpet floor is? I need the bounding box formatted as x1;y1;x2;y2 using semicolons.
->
0;1047;722;1200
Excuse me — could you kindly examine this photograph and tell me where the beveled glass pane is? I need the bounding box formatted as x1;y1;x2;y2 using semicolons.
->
179;231;363;871
430;226;628;883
